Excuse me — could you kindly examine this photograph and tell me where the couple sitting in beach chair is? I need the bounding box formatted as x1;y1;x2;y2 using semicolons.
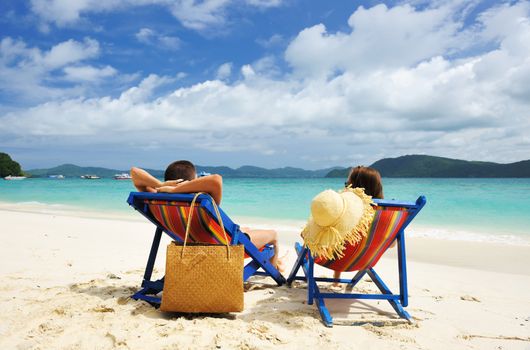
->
127;160;426;326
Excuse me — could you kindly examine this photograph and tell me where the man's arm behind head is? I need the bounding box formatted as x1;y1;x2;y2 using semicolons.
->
156;174;223;204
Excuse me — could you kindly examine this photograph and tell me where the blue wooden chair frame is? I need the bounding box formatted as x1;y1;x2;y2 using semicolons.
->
127;192;286;305
286;196;426;327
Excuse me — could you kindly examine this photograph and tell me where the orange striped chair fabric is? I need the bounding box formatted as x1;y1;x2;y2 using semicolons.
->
146;200;230;244
315;206;410;272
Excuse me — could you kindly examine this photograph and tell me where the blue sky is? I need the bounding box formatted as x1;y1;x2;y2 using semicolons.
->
1;0;530;170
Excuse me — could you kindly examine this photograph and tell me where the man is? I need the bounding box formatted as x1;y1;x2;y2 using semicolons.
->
130;160;284;272
131;160;223;204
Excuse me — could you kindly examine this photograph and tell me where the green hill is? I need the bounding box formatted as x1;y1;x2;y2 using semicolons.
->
325;155;530;178
26;156;530;179
326;168;350;178
0;152;24;177
26;164;344;178
27;164;126;178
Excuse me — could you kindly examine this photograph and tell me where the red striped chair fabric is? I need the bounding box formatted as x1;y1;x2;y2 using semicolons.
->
146;200;230;244
314;206;410;272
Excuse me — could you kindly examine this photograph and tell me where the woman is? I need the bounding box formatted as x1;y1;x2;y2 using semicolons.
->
333;166;384;284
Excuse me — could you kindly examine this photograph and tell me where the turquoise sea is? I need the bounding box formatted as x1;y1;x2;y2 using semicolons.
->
1;177;529;244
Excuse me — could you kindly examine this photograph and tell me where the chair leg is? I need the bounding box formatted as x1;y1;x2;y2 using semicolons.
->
306;251;333;327
143;227;163;283
133;278;165;305
132;277;164;305
286;242;307;286
243;259;261;280
396;230;409;307
345;270;367;291
367;268;411;321
132;227;164;303
132;288;162;305
315;295;333;327
307;253;314;305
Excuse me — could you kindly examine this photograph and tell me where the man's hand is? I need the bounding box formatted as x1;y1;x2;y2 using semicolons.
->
151;174;222;204
156;179;191;193
156;186;177;193
158;179;186;187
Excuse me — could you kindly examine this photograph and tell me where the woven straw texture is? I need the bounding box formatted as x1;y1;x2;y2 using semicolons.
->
160;242;244;313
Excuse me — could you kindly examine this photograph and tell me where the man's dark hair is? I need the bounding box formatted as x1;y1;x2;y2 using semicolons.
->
164;160;196;181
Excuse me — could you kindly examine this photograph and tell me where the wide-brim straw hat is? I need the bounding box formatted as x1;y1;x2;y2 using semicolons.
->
302;187;375;260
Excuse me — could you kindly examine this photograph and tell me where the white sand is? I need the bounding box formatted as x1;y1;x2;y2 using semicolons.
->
0;208;529;349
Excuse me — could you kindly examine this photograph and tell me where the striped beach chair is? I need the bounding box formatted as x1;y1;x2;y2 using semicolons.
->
287;196;426;326
127;192;286;305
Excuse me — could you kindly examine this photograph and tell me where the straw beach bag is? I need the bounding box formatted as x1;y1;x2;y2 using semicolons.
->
160;193;244;313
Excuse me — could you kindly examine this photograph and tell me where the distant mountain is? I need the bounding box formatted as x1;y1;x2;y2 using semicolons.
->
27;164;126;178
26;164;345;178
213;165;344;178
0;152;24;177
325;155;530;178
25;157;530;179
326;168;350;178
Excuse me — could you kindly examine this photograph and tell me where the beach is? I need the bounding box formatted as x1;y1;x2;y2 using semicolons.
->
1;207;529;350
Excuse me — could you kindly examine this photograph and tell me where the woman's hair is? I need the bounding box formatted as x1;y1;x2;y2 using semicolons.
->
346;166;384;199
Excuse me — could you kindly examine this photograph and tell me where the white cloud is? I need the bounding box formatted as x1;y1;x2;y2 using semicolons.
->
285;3;465;78
4;1;530;166
30;0;93;26
168;0;231;31
135;27;155;43
1;37;99;69
250;56;280;77
63;65;117;82
41;38;100;68
0;37;117;102
120;74;175;103
244;0;283;8
158;35;181;50
135;28;181;50
216;62;232;80
240;64;255;79
256;34;284;48
29;0;282;32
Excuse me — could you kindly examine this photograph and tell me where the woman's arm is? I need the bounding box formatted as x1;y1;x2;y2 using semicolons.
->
157;174;223;204
130;167;162;193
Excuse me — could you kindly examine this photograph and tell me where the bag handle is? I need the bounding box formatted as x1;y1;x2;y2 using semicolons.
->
181;192;231;260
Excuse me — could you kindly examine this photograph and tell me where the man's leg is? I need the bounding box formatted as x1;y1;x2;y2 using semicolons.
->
242;227;285;273
332;271;341;287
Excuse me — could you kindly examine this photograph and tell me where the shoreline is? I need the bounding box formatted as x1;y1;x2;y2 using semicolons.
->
1;207;529;276
1;199;529;247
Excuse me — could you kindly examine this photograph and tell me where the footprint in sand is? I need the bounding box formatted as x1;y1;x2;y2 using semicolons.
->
105;332;128;347
53;307;67;316
36;322;64;336
460;295;481;302
131;302;156;316
92;306;115;313
362;324;417;343
106;273;121;280
117;296;129;305
248;321;286;345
